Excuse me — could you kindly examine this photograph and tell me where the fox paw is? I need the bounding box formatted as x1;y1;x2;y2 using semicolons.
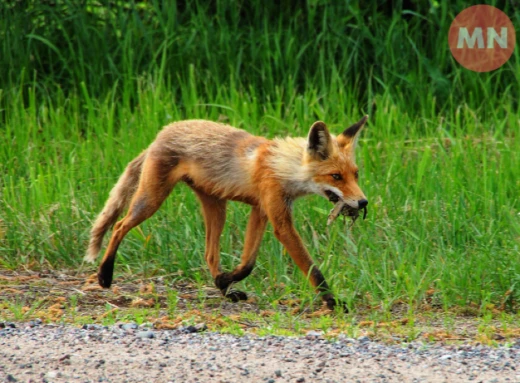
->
214;273;232;290
325;297;349;313
98;260;114;288
225;290;248;302
214;274;248;302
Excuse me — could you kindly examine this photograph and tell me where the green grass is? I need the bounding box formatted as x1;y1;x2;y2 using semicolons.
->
1;83;519;313
1;1;519;315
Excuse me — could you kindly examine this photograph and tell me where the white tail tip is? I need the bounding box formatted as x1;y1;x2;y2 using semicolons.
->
83;250;98;263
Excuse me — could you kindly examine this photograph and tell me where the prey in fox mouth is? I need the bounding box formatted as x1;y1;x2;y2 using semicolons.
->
326;192;368;226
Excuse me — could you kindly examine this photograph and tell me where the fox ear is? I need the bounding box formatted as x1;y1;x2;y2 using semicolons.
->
339;115;368;151
307;121;332;160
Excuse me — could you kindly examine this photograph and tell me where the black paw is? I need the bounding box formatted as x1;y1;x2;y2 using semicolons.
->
215;273;248;302
214;273;232;291
325;297;349;313
98;272;112;288
98;260;114;288
225;290;248;302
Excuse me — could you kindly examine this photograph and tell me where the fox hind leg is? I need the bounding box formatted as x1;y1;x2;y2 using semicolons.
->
98;156;179;288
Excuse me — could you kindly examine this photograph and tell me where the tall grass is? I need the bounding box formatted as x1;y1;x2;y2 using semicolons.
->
2;1;518;114
0;1;519;311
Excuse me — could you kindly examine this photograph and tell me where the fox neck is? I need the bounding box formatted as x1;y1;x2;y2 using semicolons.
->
266;137;321;199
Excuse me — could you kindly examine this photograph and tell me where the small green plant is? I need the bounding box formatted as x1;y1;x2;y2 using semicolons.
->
1;299;27;321
101;303;117;326
166;289;179;317
1;298;44;321
132;309;150;326
68;294;79;322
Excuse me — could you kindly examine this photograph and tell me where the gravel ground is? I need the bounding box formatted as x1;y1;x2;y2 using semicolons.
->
1;322;520;383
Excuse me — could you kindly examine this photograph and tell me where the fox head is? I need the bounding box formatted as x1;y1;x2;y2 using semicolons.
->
304;116;368;210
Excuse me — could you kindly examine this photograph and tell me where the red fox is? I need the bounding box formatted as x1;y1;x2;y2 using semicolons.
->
85;116;368;311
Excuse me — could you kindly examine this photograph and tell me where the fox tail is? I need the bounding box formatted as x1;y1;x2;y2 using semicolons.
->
84;151;147;262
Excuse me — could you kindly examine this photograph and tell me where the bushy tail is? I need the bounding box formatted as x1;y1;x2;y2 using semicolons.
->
84;151;147;262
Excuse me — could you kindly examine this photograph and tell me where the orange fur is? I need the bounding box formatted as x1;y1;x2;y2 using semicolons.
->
85;117;369;311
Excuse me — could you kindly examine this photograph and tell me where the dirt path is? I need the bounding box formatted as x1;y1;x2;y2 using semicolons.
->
1;322;520;383
2;270;520;382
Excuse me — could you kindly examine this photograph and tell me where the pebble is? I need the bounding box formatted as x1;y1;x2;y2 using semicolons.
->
121;323;138;331
137;330;155;339
181;323;207;334
28;319;42;327
305;330;324;339
83;324;103;331
46;371;60;378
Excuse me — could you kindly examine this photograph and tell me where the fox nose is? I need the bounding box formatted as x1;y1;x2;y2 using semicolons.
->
358;199;368;209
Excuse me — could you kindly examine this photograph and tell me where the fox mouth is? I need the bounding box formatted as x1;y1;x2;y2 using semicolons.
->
325;190;341;203
324;190;367;220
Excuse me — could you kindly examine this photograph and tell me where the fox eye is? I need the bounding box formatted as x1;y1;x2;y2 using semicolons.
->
331;173;342;181
354;170;359;179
